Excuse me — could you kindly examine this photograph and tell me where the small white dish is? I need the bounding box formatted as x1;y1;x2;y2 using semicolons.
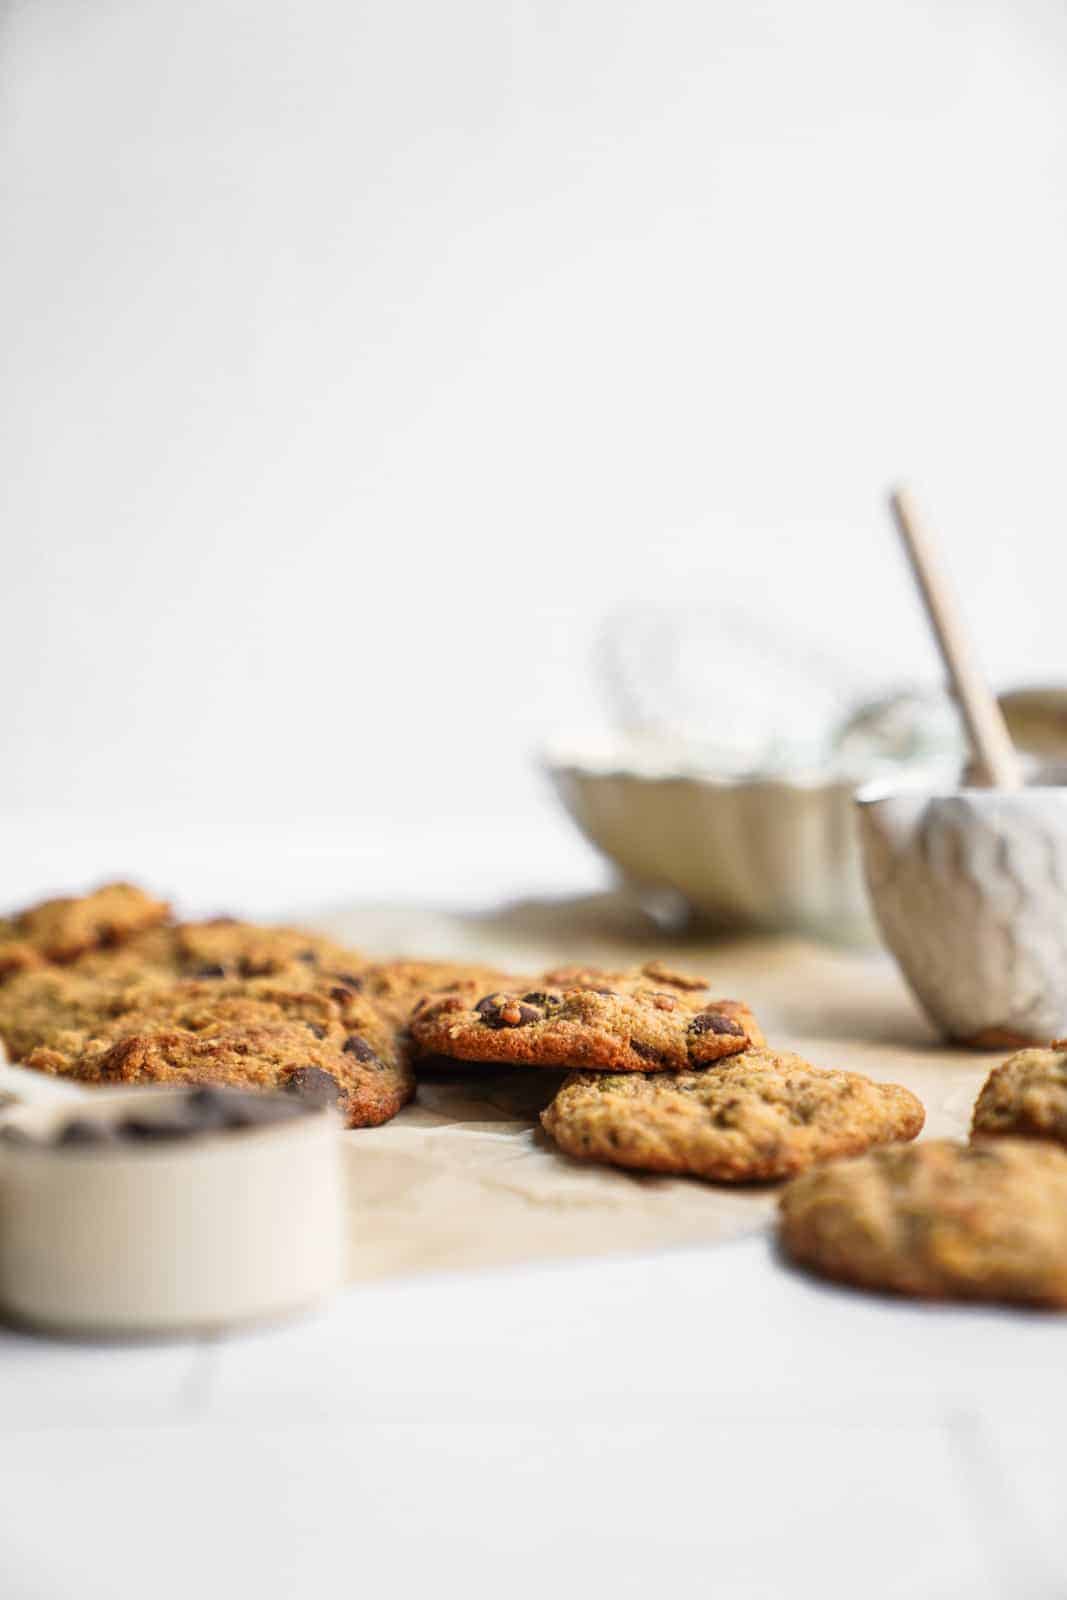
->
856;781;1067;1046
0;1087;344;1336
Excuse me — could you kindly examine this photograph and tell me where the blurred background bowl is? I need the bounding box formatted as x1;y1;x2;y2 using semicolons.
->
546;686;1067;940
546;747;876;939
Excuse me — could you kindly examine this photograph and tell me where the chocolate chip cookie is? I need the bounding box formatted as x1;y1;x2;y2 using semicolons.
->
0;883;170;976
72;918;365;984
409;962;762;1072
170;920;365;981
541;1048;924;1180
23;987;412;1129
971;1046;1067;1148
0;922;46;982
0;968;155;1064
0;959;373;1064
356;959;527;1028
779;1138;1067;1306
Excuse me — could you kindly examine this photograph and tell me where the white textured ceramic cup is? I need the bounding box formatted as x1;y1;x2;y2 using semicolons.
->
856;782;1067;1047
0;1088;344;1335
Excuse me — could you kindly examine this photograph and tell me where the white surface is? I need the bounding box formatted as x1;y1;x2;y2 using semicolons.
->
1;1237;1064;1598
3;0;1067;833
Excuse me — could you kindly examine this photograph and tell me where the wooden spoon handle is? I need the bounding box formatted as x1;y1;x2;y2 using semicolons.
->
889;486;1023;790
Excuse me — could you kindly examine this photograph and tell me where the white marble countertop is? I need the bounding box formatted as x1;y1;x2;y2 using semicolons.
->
0;817;1064;1598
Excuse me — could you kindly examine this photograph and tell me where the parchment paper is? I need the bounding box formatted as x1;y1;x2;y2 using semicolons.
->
314;894;994;1283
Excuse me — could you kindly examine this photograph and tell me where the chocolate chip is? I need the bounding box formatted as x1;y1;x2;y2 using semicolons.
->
343;1033;378;1063
204;1089;305;1128
297;949;319;965
688;1011;745;1038
193;963;228;979
329;972;363;992
474;995;543;1028
53;1087;314;1148
629;1038;666;1062
521;991;562;1008
306;1023;327;1040
117;1115;194;1143
285;1067;343;1107
56;1118;112;1147
185;1085;244;1129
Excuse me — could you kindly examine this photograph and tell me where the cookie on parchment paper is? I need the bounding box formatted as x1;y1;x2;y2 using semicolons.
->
779;1138;1067;1307
356;959;527;1029
971;1045;1067;1149
0;957;372;1065
541;1047;923;1180
0;883;171;978
409;962;763;1073
72;918;366;984
19;984;412;1129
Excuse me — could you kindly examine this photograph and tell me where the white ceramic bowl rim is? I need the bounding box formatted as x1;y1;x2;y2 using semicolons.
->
1;1085;336;1161
542;732;960;795
856;777;1067;807
547;762;855;795
543;746;937;796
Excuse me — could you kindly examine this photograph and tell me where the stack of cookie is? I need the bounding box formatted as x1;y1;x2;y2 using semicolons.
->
0;885;413;1127
408;964;924;1181
779;1043;1067;1309
0;885;925;1187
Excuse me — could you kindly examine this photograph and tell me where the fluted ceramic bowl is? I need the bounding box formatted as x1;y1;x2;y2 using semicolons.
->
545;740;884;939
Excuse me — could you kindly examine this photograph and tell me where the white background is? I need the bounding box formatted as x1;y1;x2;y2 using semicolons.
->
2;0;1066;858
